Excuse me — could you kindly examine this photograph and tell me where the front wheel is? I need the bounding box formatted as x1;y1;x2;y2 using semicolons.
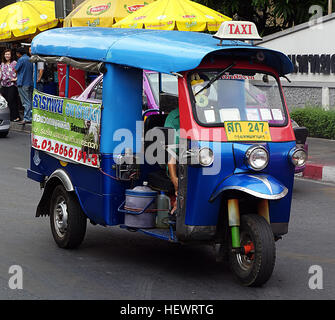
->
229;214;276;287
50;185;87;249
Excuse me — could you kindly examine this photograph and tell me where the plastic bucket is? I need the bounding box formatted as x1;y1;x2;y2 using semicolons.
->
124;187;157;228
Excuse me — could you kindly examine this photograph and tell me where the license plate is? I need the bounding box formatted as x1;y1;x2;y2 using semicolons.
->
224;121;272;141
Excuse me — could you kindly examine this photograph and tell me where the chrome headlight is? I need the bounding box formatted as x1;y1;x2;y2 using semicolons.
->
182;147;214;166
199;147;214;166
246;145;269;171
290;148;307;167
0;95;8;110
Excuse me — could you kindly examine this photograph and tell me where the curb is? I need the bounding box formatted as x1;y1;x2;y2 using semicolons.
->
303;162;335;184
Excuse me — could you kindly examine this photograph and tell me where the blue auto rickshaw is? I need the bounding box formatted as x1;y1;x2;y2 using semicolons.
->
27;21;307;286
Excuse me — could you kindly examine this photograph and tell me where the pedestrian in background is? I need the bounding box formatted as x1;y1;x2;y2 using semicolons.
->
0;49;21;122
15;47;33;125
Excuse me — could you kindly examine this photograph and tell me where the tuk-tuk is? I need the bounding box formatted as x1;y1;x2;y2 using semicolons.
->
27;21;307;287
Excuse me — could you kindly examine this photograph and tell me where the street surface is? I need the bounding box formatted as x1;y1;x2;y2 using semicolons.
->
0;130;334;299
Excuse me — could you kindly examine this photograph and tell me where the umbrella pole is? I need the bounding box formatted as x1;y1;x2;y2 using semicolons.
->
33;64;37;90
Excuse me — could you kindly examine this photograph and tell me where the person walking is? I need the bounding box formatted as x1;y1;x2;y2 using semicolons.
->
0;49;21;122
15;47;33;125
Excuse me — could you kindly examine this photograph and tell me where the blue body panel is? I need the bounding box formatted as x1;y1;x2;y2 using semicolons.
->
184;141;296;226
29;149;128;226
31;27;293;75
265;141;296;224
185;141;235;226
100;64;142;154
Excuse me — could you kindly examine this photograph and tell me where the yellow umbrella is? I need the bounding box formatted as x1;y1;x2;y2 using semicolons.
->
113;0;231;31
64;0;156;27
0;0;59;41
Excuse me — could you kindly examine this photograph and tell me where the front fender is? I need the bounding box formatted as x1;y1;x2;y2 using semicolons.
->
209;174;288;202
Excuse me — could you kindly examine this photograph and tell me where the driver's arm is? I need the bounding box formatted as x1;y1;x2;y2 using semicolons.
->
168;159;178;191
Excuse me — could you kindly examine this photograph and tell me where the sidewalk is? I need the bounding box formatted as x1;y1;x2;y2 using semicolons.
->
302;137;335;184
9;123;335;184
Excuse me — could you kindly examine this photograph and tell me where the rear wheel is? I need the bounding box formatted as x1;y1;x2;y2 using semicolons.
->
50;185;87;249
229;214;276;287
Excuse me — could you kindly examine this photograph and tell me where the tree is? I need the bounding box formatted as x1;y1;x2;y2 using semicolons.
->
195;0;329;36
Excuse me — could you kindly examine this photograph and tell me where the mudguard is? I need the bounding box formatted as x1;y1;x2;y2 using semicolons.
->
209;174;288;202
35;169;74;217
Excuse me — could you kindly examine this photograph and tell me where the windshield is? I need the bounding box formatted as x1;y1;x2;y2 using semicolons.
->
188;70;287;127
146;72;178;105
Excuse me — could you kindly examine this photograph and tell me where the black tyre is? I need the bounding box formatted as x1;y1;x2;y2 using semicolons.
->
0;131;8;138
50;184;87;249
229;214;276;287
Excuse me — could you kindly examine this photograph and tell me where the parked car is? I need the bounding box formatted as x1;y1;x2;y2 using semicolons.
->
0;94;10;138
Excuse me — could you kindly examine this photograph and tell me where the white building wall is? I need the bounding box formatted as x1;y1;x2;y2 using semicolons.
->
260;13;335;108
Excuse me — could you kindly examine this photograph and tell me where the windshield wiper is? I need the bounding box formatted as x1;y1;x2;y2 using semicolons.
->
194;63;235;96
281;75;291;83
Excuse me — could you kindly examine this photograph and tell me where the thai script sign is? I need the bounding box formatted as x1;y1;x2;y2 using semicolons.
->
31;90;101;168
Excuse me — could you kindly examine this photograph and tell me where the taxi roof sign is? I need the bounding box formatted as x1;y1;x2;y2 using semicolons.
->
213;21;262;43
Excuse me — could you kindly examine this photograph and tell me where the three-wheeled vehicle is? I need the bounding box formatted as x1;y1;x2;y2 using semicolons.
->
28;21;307;286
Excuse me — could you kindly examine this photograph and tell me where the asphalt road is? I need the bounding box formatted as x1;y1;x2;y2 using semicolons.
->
0;130;334;300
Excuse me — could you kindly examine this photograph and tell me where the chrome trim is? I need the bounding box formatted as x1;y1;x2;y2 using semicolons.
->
53;198;68;238
289;147;307;166
48;169;74;192
245;145;269;171
218;185;288;200
199;147;214;167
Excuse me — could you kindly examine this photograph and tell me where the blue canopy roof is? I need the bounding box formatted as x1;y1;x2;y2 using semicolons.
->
31;27;293;75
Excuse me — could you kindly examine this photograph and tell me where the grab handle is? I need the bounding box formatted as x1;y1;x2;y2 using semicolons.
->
117;198;155;215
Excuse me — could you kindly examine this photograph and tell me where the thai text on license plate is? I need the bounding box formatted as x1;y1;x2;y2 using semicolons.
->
224;121;272;141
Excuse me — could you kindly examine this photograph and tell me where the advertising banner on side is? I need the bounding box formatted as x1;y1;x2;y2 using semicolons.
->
31;90;101;168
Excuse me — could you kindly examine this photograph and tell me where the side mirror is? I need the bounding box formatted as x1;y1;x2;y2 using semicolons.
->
294;126;308;145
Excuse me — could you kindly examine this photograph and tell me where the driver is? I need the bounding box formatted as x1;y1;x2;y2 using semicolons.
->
164;72;208;215
164;105;179;215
